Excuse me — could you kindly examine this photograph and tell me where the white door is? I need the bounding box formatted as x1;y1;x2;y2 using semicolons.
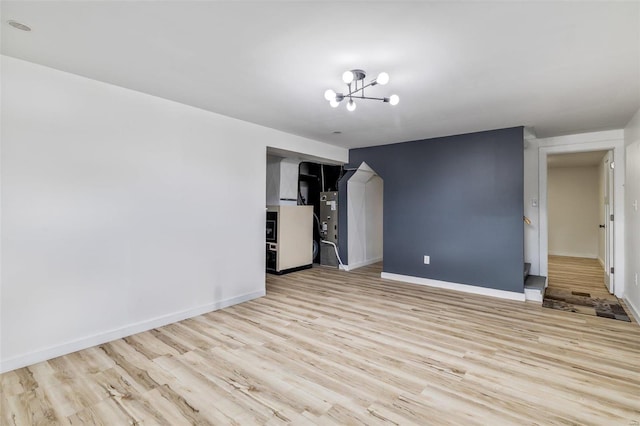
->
603;151;614;293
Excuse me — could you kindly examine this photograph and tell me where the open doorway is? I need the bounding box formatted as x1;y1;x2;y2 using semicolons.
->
542;148;633;321
546;150;611;297
265;148;345;275
344;162;383;271
538;135;626;300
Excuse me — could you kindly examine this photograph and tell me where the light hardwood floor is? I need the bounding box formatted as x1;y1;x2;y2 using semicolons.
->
548;255;636;321
2;263;640;425
548;255;614;299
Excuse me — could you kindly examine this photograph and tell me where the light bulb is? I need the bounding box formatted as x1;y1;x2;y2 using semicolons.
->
324;89;336;101
347;99;356;111
376;72;389;85
389;94;399;106
329;99;340;108
342;71;354;84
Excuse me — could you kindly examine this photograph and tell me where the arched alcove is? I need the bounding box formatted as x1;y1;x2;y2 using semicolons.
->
345;162;383;270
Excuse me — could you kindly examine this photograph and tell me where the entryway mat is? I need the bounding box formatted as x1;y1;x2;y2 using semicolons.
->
542;288;631;322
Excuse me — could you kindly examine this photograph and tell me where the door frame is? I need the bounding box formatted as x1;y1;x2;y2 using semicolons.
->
538;132;626;298
603;151;614;292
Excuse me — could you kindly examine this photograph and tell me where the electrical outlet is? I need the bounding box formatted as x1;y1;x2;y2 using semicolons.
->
423;255;430;265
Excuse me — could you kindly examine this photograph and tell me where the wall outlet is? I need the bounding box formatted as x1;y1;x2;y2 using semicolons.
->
423;255;430;265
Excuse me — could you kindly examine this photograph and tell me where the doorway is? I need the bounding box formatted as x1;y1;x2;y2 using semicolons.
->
546;150;610;295
538;135;626;299
264;147;345;276
602;151;615;293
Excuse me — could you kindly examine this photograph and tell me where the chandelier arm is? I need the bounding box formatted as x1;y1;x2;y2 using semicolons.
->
344;80;378;98
354;96;387;101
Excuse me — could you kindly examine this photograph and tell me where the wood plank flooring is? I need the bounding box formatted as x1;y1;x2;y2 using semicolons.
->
548;255;613;299
2;263;640;425
548;255;635;322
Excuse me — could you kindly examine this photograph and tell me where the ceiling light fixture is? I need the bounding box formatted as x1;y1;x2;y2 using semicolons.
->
7;20;31;31
325;69;399;112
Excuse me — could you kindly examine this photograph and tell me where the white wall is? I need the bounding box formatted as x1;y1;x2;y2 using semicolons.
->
624;108;640;322
266;155;282;205
0;56;348;372
523;135;540;274
547;166;599;258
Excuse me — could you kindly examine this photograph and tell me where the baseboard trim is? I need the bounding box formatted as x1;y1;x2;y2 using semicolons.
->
380;272;526;301
342;257;383;272
623;296;640;325
524;287;545;303
597;257;605;268
0;290;265;374
548;252;598;259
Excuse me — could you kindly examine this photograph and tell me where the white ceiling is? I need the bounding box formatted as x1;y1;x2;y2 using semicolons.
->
2;1;639;149
548;150;608;168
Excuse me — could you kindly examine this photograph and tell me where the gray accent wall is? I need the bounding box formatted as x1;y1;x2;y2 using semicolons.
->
348;127;524;293
337;170;355;264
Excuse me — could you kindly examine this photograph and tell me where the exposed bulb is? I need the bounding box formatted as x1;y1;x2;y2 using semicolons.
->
389;94;399;106
329;99;340;108
376;72;389;85
342;71;354;84
324;89;336;101
346;99;356;111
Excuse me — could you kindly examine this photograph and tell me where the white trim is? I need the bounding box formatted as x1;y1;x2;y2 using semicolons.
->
597;257;605;269
548;251;598;259
538;130;623;146
380;272;526;301
624;297;640;325
524;287;544;303
342;257;383;271
538;133;625;298
0;290;265;374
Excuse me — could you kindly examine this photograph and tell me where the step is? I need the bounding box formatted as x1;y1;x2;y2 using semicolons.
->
524;274;547;302
524;262;531;280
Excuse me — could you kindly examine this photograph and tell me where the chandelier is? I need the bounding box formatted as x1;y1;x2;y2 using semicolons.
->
324;69;399;111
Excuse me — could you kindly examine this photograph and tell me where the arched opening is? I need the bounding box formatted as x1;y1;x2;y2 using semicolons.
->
344;162;383;271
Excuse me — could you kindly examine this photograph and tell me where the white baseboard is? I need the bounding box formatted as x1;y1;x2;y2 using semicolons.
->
342;257;383;272
524;287;544;303
0;290;265;374
548;251;598;259
597;257;605;268
623;297;640;325
380;272;526;301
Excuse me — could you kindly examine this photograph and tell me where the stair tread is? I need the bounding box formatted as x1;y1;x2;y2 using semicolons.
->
524;274;546;291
